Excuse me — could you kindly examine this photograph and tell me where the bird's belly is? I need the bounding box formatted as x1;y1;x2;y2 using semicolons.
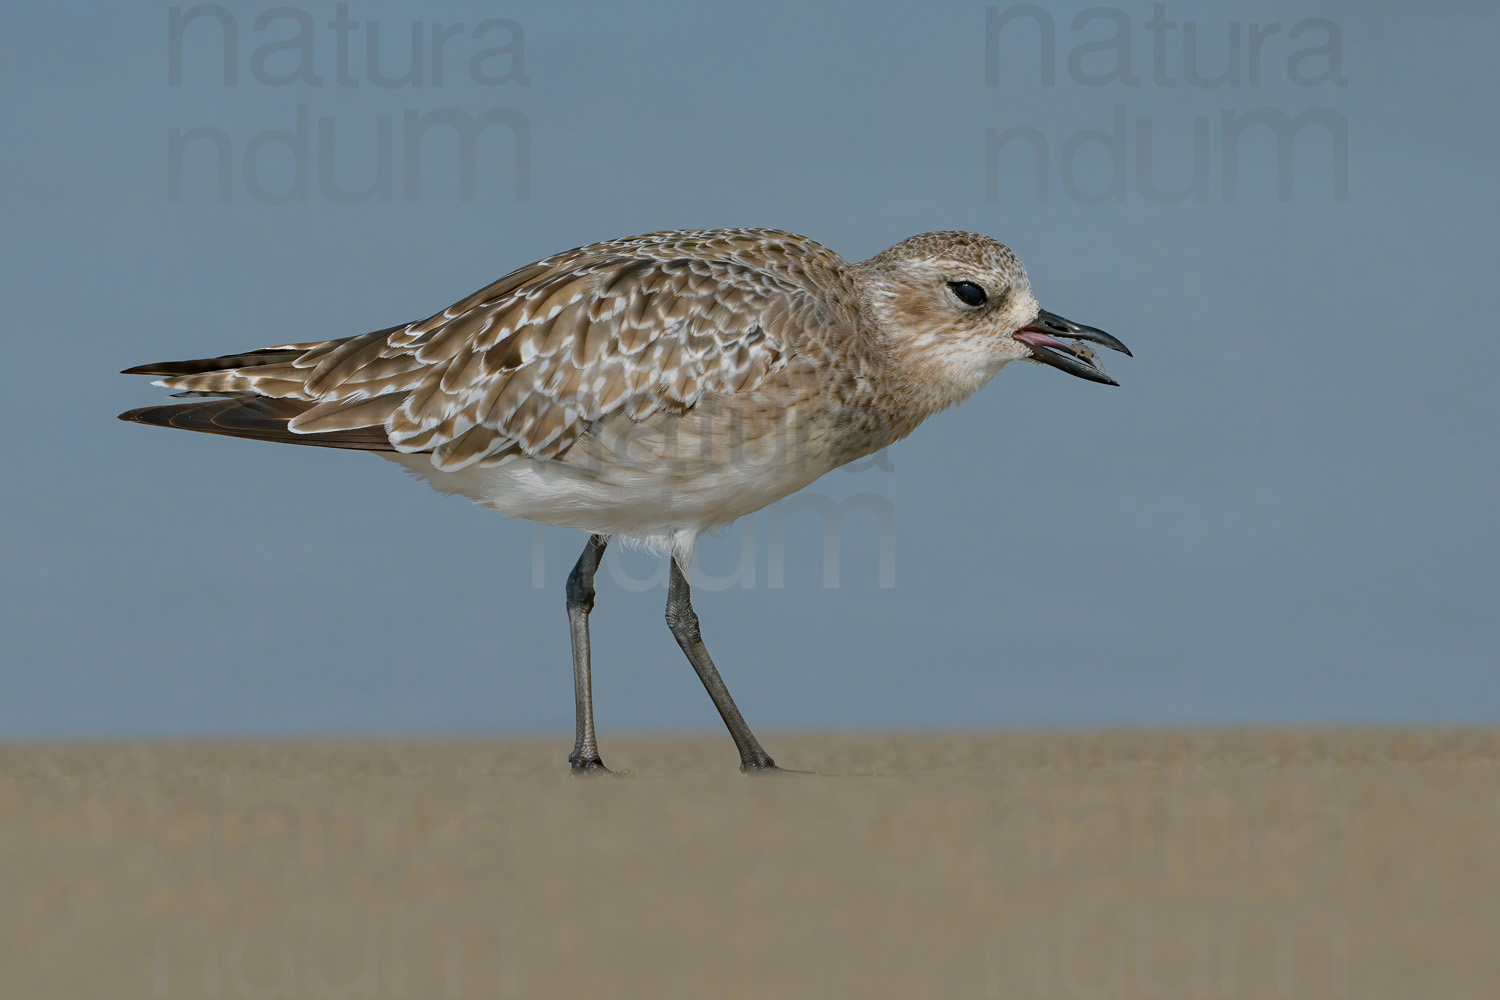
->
379;445;832;541
378;387;887;543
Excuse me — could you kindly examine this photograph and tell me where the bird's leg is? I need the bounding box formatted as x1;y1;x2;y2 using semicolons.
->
665;558;778;772
566;534;610;774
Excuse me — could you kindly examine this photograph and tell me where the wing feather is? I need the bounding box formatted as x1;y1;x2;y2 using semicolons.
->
123;229;855;470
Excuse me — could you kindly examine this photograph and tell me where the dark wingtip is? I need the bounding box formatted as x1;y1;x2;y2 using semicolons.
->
118;405;168;425
114;397;397;452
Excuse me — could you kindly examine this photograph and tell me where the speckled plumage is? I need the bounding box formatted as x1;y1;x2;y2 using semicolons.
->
122;228;1117;557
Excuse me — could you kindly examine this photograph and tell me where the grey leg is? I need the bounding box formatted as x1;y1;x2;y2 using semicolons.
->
665;558;778;772
566;534;610;774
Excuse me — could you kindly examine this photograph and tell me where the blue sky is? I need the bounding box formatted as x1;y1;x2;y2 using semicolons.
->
2;1;1496;738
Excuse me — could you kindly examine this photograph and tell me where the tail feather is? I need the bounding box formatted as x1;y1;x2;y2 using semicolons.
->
121;347;315;378
119;325;421;452
119;324;412;378
118;397;396;452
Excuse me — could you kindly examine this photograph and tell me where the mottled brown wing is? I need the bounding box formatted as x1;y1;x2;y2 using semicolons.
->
151;233;849;471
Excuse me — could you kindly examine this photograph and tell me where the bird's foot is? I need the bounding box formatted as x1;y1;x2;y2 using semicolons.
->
740;753;811;776
743;764;815;777
568;751;613;776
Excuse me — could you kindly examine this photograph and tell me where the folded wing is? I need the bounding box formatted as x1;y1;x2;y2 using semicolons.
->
122;231;849;471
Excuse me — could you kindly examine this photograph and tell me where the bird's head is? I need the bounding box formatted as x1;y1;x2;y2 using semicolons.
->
855;231;1130;407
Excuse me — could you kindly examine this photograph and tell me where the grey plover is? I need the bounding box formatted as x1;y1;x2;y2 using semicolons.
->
120;229;1131;774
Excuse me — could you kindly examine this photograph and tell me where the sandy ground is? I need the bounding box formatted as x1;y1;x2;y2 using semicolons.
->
2;730;1497;999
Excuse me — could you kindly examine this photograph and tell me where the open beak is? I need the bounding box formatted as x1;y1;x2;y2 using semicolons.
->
1013;308;1132;386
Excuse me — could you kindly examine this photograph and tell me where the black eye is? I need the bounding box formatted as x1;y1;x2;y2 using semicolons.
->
948;281;987;307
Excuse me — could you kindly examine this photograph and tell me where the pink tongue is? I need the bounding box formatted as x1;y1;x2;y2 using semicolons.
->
1013;330;1069;350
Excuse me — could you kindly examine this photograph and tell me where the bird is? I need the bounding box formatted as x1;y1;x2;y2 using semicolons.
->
119;228;1130;774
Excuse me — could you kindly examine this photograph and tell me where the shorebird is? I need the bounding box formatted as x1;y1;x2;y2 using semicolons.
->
120;229;1130;774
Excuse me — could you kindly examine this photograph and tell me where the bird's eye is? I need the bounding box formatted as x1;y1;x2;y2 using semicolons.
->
948;281;987;307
